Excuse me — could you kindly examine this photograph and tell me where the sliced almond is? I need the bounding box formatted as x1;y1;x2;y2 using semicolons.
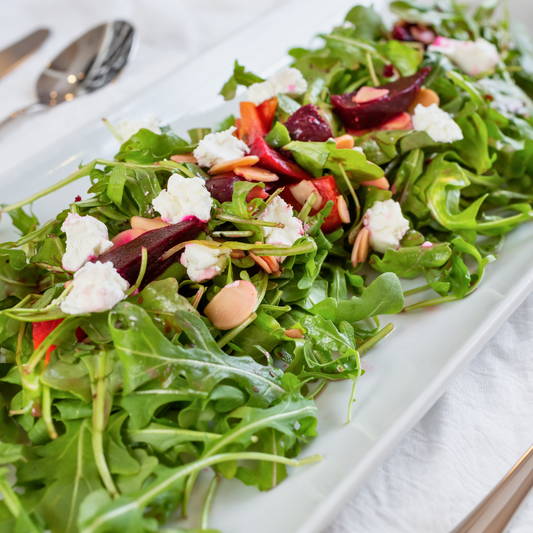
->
111;228;146;247
170;154;198;164
351;227;370;267
249;250;272;273
334;134;355;150
230;250;245;259
131;216;170;231
262;255;280;273
209;156;259;175
291;180;323;210
379;112;412;131
234;166;279;182
285;328;304;339
336;195;351;224
408;88;440;114
353;86;390;104
360;177;390;190
204;280;258;330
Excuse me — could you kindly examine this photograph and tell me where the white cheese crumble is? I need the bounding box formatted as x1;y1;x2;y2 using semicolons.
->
61;262;128;315
61;213;114;272
363;199;410;253
180;244;231;282
258;197;304;255
114;117;161;142
247;67;308;106
478;78;533;116
193;126;249;167
427;37;499;76
412;103;464;143
152;175;213;224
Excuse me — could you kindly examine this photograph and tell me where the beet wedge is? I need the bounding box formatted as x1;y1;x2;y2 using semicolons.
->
249;137;312;181
284;104;333;142
206;174;271;203
331;67;431;130
93;218;204;288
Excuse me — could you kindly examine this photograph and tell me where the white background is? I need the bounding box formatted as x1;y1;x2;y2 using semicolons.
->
0;1;532;532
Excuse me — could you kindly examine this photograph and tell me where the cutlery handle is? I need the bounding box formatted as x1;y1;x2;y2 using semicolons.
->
451;444;533;533
0;102;47;129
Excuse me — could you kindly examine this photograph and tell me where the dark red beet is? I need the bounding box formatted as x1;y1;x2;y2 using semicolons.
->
93;218;204;288
206;173;243;203
331;67;431;131
249;137;312;181
284;104;333;142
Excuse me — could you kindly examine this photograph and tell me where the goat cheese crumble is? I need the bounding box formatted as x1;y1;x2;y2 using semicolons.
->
412;103;464;143
247;67;308;106
363;199;410;253
152;175;213;224
258;197;304;254
428;37;499;76
180;244;231;282
478;78;533;116
61;213;114;272
114;117;161;141
193;126;249;167
61;262;128;315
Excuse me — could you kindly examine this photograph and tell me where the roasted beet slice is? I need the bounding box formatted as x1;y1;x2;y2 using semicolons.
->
331;68;431;130
284;104;333;142
206;174;271;203
249;137;312;181
93;218;204;288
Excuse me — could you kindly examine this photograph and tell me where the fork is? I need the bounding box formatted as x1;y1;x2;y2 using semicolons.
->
451;444;533;532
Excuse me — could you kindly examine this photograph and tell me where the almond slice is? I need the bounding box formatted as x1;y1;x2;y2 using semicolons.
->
209;155;259;175
360;177;390;190
131;216;170;231
204;280;258;330
234;166;279;182
285;328;304;339
334;134;355;149
353;86;390;104
351;227;370;267
249;250;272;273
336;195;351;224
407;88;440;114
170;154;198;164
291;180;323;210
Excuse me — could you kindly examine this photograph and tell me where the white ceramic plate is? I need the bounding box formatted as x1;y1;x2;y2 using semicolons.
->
2;1;533;532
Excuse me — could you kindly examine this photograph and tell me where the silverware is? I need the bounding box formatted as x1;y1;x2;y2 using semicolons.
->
0;21;135;129
451;444;533;533
0;29;50;80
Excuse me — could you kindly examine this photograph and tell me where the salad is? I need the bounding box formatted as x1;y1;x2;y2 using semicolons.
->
2;1;533;532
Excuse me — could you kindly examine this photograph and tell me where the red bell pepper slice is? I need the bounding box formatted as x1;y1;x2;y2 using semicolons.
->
33;320;86;368
257;97;278;132
240;102;267;145
281;175;343;233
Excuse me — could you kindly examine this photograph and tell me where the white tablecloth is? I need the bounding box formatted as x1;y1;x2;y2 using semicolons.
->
0;1;532;532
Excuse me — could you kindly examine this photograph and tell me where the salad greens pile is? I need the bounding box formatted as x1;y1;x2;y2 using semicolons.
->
2;1;533;532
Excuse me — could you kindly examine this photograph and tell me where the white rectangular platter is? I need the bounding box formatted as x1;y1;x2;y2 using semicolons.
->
2;1;533;532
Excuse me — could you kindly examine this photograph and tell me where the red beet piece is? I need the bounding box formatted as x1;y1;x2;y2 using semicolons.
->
249;137;312;181
93;218;204;288
331;67;431;131
206;173;272;203
281;175;342;234
284;104;333;142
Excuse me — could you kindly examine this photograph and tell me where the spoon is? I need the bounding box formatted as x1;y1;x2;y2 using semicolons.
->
0;20;135;129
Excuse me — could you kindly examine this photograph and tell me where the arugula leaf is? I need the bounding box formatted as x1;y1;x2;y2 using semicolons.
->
344;5;386;40
220;61;264;101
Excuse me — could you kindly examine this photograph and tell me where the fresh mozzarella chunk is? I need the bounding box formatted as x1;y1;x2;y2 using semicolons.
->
114;117;161;141
180;243;231;282
363;199;410;253
61;213;114;272
258;197;304;256
193;126;249;167
152;175;213;224
412;104;463;143
61;262;128;315
247;67;308;106
428;37;499;76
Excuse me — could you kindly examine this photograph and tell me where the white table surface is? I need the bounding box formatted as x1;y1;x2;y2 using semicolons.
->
0;1;532;532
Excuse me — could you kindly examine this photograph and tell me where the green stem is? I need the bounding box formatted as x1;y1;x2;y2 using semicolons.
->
215;213;283;227
1;161;97;213
102;118;123;142
403;284;431;297
306;379;327;400
357;323;394;356
366;51;379;87
403;294;458;312
254;271;269;311
217;313;257;348
125;247;147;296
42;385;58;440
338;163;360;223
211;230;254;238
200;473;220;530
298;191;318;222
92;349;119;499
